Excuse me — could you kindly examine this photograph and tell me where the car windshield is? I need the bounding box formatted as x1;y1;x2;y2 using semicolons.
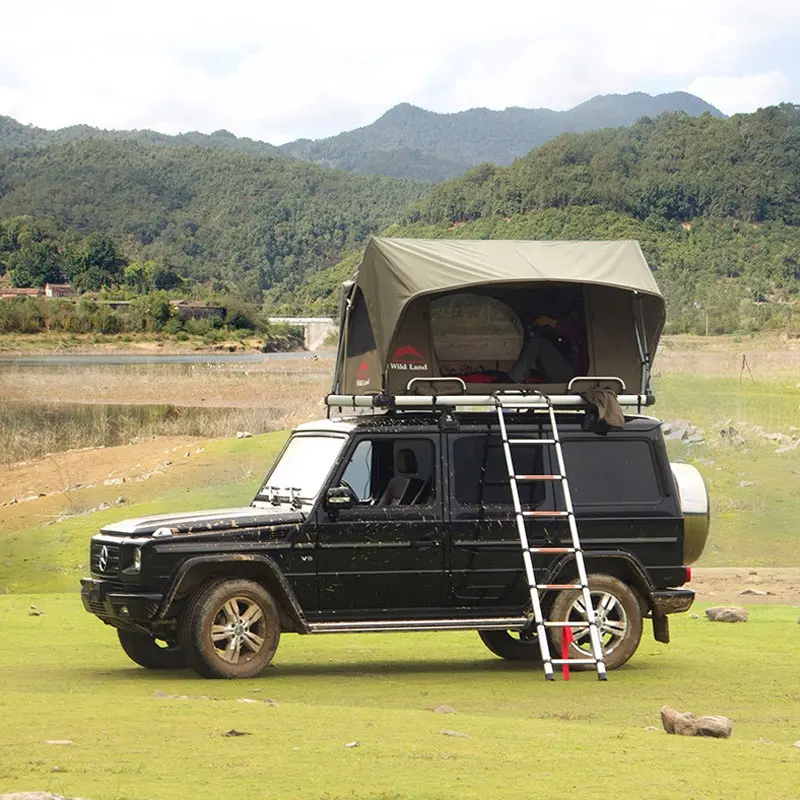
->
257;434;347;505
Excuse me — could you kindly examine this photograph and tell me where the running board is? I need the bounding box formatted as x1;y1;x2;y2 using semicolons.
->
306;616;528;634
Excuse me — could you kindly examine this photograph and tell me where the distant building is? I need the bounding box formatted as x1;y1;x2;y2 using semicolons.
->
45;283;76;298
169;300;225;320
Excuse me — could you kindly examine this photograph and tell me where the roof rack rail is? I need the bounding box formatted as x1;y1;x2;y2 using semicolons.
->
325;392;654;412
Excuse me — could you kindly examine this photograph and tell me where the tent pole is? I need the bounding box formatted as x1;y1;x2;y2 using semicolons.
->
330;282;356;418
632;292;651;411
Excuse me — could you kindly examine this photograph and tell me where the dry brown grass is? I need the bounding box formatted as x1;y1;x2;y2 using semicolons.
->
0;356;332;464
657;333;800;377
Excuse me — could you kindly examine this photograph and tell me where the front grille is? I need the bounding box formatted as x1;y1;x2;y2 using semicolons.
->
91;541;121;576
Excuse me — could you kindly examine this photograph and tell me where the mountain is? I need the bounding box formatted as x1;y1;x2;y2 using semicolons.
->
272;105;800;337
279;92;725;180
0;115;285;159
1;92;723;182
0;139;425;296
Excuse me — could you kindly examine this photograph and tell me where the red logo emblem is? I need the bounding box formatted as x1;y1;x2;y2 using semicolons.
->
357;360;369;378
391;345;425;363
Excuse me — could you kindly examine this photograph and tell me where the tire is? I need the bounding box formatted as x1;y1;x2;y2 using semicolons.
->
117;630;186;670
549;574;643;671
181;579;280;679
478;629;543;661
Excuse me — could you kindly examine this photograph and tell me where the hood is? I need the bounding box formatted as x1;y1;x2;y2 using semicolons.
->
100;506;305;537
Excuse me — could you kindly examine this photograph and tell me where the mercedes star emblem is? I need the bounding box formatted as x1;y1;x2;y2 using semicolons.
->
98;545;109;572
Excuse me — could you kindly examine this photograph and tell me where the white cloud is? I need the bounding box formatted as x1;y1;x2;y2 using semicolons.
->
686;72;793;115
0;0;799;142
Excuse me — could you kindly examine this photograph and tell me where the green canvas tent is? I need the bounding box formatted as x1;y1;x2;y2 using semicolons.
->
331;238;665;401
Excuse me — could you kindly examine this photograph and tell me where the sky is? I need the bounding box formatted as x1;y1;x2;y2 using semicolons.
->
1;0;800;145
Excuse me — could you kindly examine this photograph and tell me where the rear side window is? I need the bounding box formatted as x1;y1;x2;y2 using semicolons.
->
561;440;662;505
452;435;544;507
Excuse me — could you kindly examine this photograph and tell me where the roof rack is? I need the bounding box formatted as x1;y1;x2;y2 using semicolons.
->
325;376;654;413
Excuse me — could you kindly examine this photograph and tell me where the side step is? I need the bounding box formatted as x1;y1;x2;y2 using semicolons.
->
306;616;528;634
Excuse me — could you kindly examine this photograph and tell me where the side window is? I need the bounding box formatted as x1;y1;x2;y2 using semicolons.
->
337;437;436;506
561;440;662;505
452;435;544;507
341;440;373;501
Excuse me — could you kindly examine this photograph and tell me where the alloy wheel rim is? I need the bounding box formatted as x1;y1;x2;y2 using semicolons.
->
565;590;628;654
210;596;267;664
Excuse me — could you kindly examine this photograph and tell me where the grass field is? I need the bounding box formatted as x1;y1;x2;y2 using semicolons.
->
0;334;799;799
0;595;798;800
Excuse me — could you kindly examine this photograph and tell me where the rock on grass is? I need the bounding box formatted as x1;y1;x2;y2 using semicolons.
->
661;706;732;738
705;606;748;622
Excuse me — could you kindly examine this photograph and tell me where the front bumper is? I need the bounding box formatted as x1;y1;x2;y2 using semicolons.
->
81;577;162;626
652;588;694;616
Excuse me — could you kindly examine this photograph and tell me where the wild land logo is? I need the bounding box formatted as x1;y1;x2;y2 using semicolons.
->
389;345;429;371
356;360;371;387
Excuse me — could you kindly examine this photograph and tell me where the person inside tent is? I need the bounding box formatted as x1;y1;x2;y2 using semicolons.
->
507;289;589;384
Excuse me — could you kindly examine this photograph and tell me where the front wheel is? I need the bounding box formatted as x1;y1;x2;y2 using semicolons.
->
117;630;186;670
549;574;643;671
181;579;280;679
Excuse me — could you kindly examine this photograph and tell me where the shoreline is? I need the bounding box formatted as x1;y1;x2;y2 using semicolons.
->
0;332;309;357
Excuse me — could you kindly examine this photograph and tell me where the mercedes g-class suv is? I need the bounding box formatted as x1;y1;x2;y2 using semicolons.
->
81;408;709;679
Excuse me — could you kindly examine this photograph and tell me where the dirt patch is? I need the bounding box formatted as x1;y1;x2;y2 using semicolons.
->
0;436;208;533
691;567;800;605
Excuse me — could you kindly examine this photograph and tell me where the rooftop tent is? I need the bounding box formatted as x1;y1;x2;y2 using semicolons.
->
332;238;665;400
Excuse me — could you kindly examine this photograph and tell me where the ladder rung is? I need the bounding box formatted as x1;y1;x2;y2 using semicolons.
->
508;438;556;445
521;510;569;518
515;474;563;481
528;547;575;554
550;658;599;665
537;583;583;590
543;620;587;627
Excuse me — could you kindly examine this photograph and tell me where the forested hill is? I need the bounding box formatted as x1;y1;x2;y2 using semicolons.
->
0;140;425;297
2;91;721;182
273;105;800;335
280;92;724;180
0;115;285;159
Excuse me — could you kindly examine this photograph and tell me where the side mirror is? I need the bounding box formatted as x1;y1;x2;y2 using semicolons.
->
325;485;356;512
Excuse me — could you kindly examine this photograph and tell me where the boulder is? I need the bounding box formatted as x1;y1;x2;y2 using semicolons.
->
705;606;748;622
660;706;733;738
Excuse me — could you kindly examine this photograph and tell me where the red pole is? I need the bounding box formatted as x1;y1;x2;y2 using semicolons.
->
562;626;574;681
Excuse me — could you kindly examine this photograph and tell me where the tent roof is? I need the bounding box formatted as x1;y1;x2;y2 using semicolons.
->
353;238;663;361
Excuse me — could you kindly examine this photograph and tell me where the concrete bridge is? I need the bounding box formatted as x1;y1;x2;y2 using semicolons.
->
269;317;337;351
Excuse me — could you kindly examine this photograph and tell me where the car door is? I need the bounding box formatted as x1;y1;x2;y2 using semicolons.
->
313;432;445;616
445;426;558;613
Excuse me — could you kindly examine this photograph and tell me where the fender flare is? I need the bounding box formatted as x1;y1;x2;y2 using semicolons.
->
156;553;309;631
544;549;656;606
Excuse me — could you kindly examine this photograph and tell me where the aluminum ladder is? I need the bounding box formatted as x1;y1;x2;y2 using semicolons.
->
494;392;608;681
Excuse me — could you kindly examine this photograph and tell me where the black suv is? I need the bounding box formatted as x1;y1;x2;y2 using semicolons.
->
81;410;709;679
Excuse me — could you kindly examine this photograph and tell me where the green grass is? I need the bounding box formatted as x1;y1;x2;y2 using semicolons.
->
0;595;798;800
656;374;800;566
0;433;287;593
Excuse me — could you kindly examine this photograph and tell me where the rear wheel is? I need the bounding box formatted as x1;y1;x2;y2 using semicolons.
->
182;579;280;679
478;629;543;661
117;630;186;670
549;574;643;671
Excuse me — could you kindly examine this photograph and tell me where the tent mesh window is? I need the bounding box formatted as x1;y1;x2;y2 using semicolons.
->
429;286;588;385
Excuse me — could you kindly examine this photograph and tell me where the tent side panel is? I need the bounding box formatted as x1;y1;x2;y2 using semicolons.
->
586;285;642;392
385;297;437;394
338;288;382;394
